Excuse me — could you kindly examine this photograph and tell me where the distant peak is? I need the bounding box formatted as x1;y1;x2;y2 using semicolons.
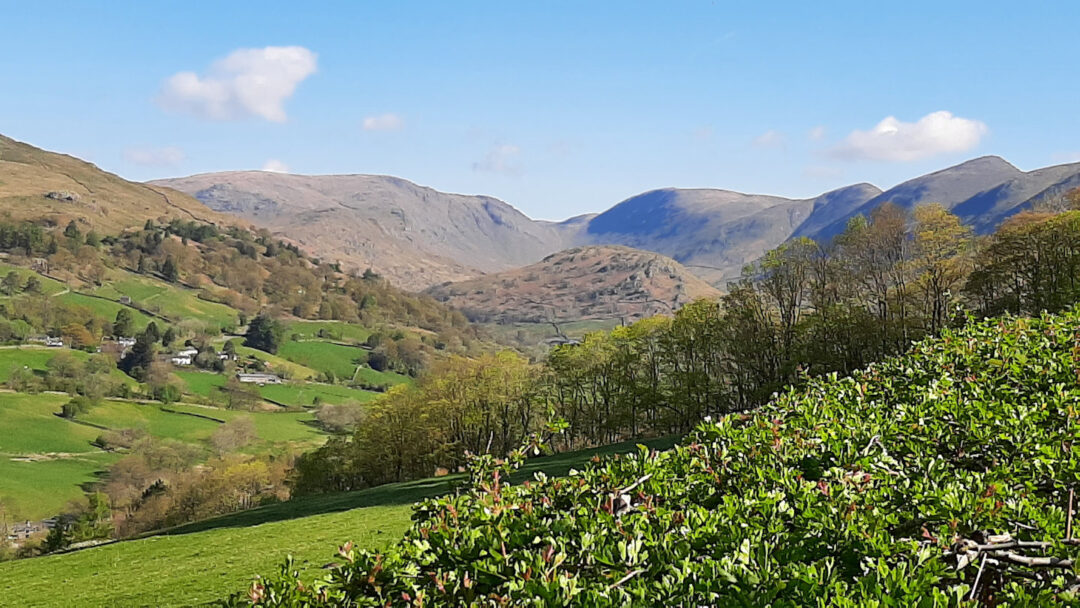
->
951;155;1018;172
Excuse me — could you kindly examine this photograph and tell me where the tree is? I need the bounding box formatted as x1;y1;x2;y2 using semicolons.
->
63;220;81;240
244;313;284;354
0;271;20;296
60;396;95;419
161;256;179;282
113;309;135;337
119;326;158;381
161;326;177;347
210;417;257;454
23;275;41;294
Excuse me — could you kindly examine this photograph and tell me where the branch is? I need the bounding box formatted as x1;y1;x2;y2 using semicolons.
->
607;568;644;591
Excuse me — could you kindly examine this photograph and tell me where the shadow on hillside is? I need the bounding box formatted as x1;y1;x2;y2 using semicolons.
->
153;436;677;538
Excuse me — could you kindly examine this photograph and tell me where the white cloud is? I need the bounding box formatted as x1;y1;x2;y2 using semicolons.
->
752;130;786;149
261;159;290;173
832;111;988;162
808;125;827;141
124;146;185;167
157;46;317;122
362;113;404;131
472;143;522;176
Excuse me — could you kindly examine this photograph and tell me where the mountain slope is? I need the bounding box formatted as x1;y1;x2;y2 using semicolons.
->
155;157;1080;292
568;184;882;282
807;156;1080;240
426;245;721;323
152;172;572;290
0;135;235;232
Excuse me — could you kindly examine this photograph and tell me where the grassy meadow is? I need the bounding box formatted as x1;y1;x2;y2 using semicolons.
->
0;438;675;607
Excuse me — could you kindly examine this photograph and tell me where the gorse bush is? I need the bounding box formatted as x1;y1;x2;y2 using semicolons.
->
225;310;1080;606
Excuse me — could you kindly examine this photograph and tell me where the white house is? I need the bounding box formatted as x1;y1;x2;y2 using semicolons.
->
170;356;193;366
44;336;64;347
117;337;136;348
176;348;199;358
237;372;282;385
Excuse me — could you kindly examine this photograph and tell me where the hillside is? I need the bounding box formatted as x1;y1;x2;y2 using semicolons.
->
0;438;674;607
151;172;573;290
425;245;721;323
0;135;236;233
221;309;1080;606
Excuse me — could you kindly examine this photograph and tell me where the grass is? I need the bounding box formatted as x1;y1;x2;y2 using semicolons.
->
0;263;66;296
230;343;319;381
285;320;372;343
92;274;238;329
276;340;370;380
175;370;381;407
78;401;222;444
0;346;138;387
54;292;155;331
257;382;382;406
153;404;325;446
0;437;675;607
0;393;120;519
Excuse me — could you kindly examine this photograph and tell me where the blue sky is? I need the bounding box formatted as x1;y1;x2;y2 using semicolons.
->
2;1;1078;220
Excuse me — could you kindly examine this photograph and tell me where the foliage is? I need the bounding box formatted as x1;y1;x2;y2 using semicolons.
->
245;313;286;355
228;310;1080;607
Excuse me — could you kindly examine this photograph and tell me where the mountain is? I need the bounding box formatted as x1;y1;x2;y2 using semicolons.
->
151;172;572;290
425;245;721;323
156;156;1080;292
804;156;1080;240
0;135;235;232
568;184;882;283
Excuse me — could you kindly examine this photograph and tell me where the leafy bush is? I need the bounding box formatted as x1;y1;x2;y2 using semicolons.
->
226;310;1080;606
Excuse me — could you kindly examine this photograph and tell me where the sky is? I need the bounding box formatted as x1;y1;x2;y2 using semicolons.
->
2;0;1078;220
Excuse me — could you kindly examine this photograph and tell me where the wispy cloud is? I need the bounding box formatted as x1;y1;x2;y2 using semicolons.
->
832;111;987;162
808;125;827;141
752;130;786;149
362;113;404;132
472;143;522;176
261;159;290;173
157;46;317;122
124;146;185;167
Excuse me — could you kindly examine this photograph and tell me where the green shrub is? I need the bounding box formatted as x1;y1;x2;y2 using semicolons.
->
225;310;1080;606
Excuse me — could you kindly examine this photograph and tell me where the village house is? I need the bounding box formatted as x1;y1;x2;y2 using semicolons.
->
44;336;64;347
170;355;193;366
176;347;199;358
237;372;282;385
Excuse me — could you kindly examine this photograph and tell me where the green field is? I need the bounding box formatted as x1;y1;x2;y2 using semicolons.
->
54;292;155;331
0;438;675;607
175;370;381;407
285;320;372;343
230;343;319;380
276;340;370;379
0;346;139;387
0;390;326;520
0;393;121;519
257;382;381;406
0;263;66;296
92;275;238;329
79;401;222;444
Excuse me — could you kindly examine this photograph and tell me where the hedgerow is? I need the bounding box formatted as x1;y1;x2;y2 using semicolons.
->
225;311;1080;606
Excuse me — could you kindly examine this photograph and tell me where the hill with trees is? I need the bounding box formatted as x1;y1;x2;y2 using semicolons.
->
425;245;721;323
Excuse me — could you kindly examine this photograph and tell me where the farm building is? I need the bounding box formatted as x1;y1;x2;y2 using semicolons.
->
237;372;283;385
